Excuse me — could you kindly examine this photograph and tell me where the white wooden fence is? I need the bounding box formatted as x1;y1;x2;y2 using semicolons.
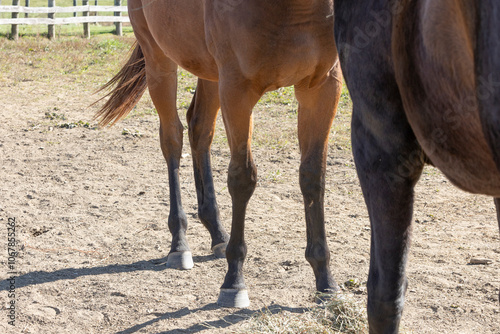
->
0;0;130;39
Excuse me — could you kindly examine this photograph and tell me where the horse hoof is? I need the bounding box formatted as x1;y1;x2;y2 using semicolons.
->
217;288;250;308
315;289;342;304
166;251;193;270
212;243;227;258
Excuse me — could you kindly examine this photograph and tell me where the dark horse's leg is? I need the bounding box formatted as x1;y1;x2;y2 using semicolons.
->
294;63;342;295
186;78;230;257
350;88;424;333
216;79;262;308
336;4;423;332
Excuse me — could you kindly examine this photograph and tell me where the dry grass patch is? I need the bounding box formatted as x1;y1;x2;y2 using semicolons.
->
239;292;367;334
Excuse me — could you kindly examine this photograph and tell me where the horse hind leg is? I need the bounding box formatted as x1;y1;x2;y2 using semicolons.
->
143;50;193;270
187;78;229;257
349;80;425;333
123;2;194;269
294;64;342;297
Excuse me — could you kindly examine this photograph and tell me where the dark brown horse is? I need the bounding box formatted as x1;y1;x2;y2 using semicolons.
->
334;1;500;333
95;0;342;307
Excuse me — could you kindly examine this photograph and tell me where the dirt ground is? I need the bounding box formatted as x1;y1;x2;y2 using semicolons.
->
0;36;499;334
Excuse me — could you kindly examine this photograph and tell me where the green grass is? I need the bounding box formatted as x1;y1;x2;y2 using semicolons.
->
0;33;134;83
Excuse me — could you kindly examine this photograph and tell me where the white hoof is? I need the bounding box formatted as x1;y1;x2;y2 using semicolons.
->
217;288;250;308
166;251;194;270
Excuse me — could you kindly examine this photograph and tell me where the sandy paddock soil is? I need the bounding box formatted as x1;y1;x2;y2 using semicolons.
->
0;36;499;334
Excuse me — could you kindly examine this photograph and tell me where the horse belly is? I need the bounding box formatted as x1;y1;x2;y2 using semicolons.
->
395;0;500;195
205;0;337;90
242;28;337;91
410;101;500;196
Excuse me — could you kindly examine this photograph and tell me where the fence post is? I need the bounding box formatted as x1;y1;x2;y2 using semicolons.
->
83;0;90;38
73;0;76;17
114;0;122;36
11;0;19;40
48;0;55;39
25;0;29;18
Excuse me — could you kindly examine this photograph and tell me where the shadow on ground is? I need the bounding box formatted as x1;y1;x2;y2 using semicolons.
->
115;303;307;334
0;257;308;333
0;255;217;291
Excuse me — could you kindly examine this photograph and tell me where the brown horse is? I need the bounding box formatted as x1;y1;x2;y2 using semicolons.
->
335;1;500;333
95;0;342;307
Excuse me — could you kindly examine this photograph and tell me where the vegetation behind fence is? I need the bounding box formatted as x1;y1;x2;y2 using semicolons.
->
0;0;130;39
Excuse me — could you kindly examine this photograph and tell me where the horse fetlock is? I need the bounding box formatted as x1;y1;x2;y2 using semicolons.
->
367;285;404;331
167;212;190;254
305;243;330;265
305;246;336;292
311;264;337;292
367;311;402;334
225;243;247;264
198;204;220;229
203;219;229;250
208;227;230;251
367;296;405;331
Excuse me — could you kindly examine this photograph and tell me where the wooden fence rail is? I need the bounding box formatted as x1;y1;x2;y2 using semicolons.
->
0;0;129;39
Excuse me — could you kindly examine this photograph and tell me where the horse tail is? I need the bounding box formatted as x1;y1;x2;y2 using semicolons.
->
93;41;147;127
